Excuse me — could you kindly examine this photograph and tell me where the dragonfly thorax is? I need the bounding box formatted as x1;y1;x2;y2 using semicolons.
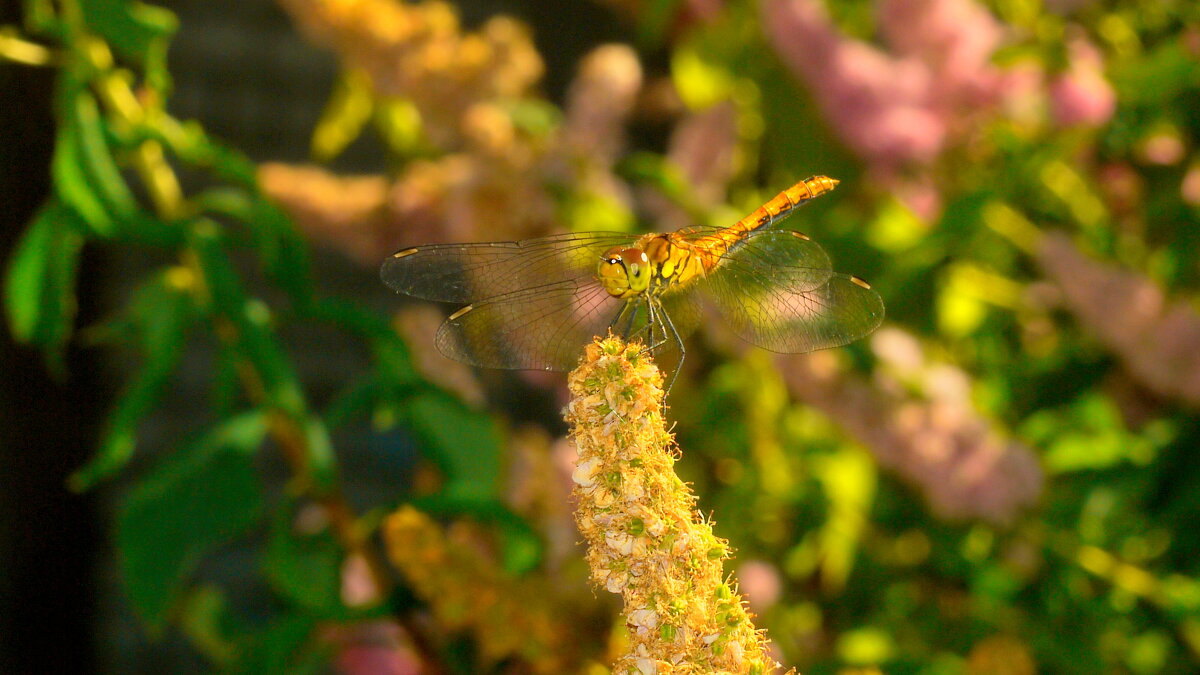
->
598;246;652;299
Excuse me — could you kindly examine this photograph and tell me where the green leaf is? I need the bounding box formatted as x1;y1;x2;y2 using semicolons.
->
52;89;138;237
309;298;419;386
160;120;259;187
3;199;85;371
262;502;343;614
117;412;267;630
299;414;339;493
79;0;178;92
191;187;313;307
230;613;327;675
311;69;374;162
188;222;305;417
250;196;313;309
405;392;503;501
179;585;241;665
52;97;115;235
72;269;198;488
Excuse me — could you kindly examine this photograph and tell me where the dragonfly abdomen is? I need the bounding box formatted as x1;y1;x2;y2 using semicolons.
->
726;175;839;241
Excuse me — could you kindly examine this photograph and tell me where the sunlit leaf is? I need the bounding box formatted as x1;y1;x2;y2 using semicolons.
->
311;69;374;162
179;585;240;665
374;97;424;154
815;445;875;593
52;89;119;236
79;0;178;91
3;199;85;371
672;45;736;110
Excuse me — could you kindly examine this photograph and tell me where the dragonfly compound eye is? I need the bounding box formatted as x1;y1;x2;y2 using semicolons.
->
597;247;651;298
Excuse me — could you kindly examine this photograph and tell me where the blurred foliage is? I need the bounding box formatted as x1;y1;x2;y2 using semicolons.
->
4;0;1200;673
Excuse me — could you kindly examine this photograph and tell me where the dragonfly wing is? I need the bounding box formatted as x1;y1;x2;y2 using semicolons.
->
703;228;834;293
435;279;627;371
700;272;884;353
381;232;634;303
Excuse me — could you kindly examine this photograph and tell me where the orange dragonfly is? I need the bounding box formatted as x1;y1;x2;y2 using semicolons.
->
381;176;883;386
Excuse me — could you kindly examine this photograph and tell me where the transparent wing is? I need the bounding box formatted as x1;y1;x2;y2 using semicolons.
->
699;228;834;293
381;231;635;304
699;271;884;353
435;279;628;371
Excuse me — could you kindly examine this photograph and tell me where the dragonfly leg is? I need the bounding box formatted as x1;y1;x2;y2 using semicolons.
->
642;299;670;352
610;301;636;340
624;301;640;341
657;298;685;395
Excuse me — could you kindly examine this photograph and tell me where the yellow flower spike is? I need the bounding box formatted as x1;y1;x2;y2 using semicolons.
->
566;335;795;675
383;506;574;673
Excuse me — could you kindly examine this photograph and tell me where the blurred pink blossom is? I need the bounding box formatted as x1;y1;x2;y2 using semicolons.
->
561;44;644;165
737;559;784;613
777;333;1043;524
762;0;1013;173
640;100;741;232
1139;131;1186;165
1049;36;1116;127
1038;232;1200;406
1182;163;1200;206
326;621;422;675
878;0;1005;112
342;551;383;606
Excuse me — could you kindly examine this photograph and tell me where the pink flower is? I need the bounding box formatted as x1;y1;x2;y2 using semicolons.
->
763;0;1013;174
763;0;945;171
1038;232;1200;406
1049;37;1116;127
737;560;783;613
777;340;1043;525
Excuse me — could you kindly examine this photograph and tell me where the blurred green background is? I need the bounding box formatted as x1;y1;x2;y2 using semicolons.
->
2;0;1200;673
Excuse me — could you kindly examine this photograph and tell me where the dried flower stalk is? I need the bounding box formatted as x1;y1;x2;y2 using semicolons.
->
566;336;791;675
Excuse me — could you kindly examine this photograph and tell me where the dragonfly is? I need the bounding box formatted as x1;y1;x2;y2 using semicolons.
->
381;176;883;389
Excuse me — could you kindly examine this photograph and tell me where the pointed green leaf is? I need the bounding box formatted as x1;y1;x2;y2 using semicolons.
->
53;89;139;237
250;196;313;309
117;412;267;630
53;97;115;236
263;502;343;614
188;222;306;416
72;269;198;488
405;392;503;500
3;199;85;370
79;0;178;91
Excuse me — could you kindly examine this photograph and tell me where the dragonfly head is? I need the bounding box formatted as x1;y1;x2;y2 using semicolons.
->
598;247;652;298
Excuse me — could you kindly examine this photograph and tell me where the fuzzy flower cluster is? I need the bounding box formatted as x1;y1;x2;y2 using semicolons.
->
566;336;791;674
261;23;643;265
276;0;543;148
383;506;570;673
